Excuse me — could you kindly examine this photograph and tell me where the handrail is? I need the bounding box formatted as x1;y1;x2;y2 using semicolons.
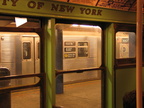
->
0;73;44;91
0;73;44;92
56;67;105;75
0;73;44;80
0;83;40;92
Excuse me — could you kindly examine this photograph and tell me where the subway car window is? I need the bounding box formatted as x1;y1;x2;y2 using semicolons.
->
56;23;102;108
37;42;40;59
78;42;89;57
116;32;136;58
23;42;31;59
0;16;41;108
56;24;102;70
116;31;136;65
0;32;40;86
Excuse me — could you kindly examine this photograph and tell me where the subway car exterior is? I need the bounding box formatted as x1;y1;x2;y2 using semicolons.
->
0;0;142;108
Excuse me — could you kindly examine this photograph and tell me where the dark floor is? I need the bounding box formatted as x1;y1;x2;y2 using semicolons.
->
56;80;101;108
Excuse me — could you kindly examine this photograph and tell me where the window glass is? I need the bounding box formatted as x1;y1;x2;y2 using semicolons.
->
23;42;31;59
56;24;102;108
37;42;40;59
78;47;88;57
56;24;102;69
116;32;136;59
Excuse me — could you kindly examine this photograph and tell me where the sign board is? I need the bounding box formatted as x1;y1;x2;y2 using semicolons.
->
0;0;137;23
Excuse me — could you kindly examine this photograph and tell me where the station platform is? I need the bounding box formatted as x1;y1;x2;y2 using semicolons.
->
56;80;101;108
9;80;101;108
11;87;40;108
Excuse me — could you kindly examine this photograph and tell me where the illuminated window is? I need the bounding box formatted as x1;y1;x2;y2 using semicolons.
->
37;42;40;59
23;42;31;59
56;24;102;69
78;42;88;57
116;32;136;59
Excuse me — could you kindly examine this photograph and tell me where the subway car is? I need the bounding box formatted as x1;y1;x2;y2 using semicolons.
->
0;32;40;85
0;0;143;108
56;24;102;84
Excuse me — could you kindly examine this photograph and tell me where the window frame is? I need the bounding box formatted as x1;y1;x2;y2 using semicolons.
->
114;24;136;68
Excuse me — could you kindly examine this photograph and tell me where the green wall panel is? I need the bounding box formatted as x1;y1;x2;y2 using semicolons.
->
105;23;115;108
44;18;56;108
116;68;144;108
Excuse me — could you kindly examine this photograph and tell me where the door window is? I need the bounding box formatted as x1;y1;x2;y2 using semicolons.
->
116;31;136;65
23;42;31;59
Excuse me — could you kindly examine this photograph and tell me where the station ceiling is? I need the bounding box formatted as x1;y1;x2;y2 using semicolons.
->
54;0;139;12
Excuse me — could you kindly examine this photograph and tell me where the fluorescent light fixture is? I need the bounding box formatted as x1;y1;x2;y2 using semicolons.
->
80;25;100;28
80;25;92;27
15;17;27;27
72;24;79;27
93;26;101;28
72;24;100;28
22;35;38;37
